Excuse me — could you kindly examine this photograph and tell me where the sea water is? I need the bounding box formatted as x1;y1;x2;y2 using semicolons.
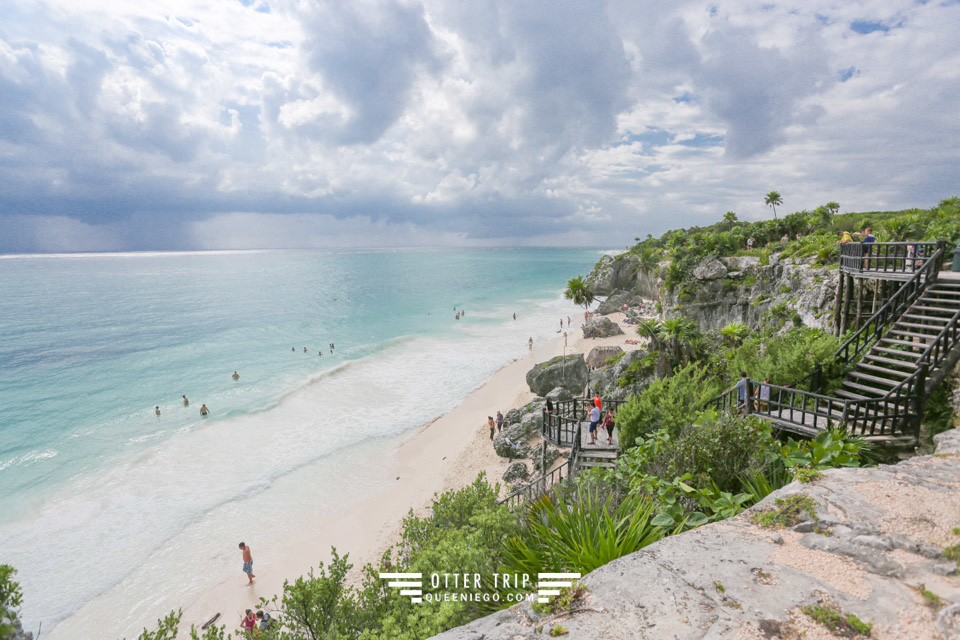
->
0;248;601;636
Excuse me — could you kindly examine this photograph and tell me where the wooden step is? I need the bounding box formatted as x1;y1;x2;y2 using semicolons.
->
885;330;936;341
926;289;960;297
879;338;927;348
856;362;914;377
931;281;960;288
847;371;903;386
863;353;920;368
842;380;895;396
918;297;960;306
872;345;923;358
893;321;946;331
901;313;951;323
577;461;616;469
911;306;956;314
578;450;618;459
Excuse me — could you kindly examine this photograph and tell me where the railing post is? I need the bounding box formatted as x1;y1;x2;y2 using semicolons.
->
744;379;753;415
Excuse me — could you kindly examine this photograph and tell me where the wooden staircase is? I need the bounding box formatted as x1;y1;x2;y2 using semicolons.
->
838;279;960;405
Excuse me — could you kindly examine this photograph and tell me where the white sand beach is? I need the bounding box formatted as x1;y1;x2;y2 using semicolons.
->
176;311;645;635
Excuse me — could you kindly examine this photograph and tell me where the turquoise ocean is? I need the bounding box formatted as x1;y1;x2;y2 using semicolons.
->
0;248;601;636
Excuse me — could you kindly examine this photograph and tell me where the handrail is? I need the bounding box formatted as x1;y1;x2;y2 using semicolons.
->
835;247;943;364
498;459;570;510
839;241;942;275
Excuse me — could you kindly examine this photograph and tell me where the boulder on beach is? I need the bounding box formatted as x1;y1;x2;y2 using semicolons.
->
585;345;624;370
530;442;563;474
501;461;529;483
582;316;623;339
493;423;531;458
526;353;588;397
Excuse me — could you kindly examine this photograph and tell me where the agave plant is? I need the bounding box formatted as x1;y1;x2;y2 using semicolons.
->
503;489;668;576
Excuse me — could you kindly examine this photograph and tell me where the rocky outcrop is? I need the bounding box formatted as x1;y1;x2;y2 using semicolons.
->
526;354;588;397
693;256;728;280
589;252;837;332
493;422;531;458
585;346;623;370
588;348;651;400
433;429;960;640
501;461;528;483
581;317;623;338
1;619;33;640
530;442;563;475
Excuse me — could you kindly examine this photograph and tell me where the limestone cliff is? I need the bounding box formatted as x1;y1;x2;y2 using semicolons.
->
587;252;838;332
431;429;960;640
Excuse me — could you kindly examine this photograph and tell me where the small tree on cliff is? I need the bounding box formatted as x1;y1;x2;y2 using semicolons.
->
565;275;595;311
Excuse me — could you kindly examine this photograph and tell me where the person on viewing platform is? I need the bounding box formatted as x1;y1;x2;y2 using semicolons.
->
588;404;601;445
735;372;749;414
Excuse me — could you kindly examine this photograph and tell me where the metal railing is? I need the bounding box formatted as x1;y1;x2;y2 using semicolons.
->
839;241;943;275
835;246;944;364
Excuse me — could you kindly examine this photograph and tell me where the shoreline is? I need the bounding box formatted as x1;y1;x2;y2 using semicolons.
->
43;311;642;639
179;312;642;635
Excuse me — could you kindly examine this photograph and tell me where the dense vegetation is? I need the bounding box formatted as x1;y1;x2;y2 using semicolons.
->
623;197;960;295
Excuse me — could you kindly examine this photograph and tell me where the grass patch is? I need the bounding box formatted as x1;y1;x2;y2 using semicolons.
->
537;355;567;369
753;495;818;529
802;604;872;636
713;581;725;593
918;585;944;610
549;625;569;636
531;581;587;616
794;468;824;483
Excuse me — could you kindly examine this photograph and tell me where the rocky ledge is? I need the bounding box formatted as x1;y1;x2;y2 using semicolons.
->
433;429;960;639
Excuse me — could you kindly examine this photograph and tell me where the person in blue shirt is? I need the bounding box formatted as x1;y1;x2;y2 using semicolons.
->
735;372;749;413
861;227;876;269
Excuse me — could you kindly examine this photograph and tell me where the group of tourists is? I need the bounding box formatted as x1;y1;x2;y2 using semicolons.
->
586;393;616;445
488;410;506;439
734;372;774;413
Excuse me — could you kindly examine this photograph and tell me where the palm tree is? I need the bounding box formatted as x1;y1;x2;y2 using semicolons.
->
764;191;783;219
564;275;595;311
660;316;702;365
720;321;750;346
638;247;659;275
825;201;840;216
722;211;738;227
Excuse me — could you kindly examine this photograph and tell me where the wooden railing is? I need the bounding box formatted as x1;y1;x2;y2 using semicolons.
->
835;246;944;364
498;460;571;510
839;241;943;275
709;376;922;438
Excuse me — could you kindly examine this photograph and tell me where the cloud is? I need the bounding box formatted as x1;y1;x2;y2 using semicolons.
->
0;0;957;252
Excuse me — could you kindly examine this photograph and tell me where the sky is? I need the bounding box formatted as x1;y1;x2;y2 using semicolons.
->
0;0;957;253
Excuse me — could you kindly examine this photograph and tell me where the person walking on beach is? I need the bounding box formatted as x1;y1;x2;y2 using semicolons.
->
239;542;255;584
487;416;496;440
564;331;568;347
528;337;533;350
182;395;189;406
232;371;240;380
588;404;601;445
155;406;161;416
496;410;504;433
567;316;571;327
200;404;209;416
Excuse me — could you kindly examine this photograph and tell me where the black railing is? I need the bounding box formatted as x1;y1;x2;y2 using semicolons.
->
498;460;570;510
839;241;943;275
835;246;944;364
542;396;631;447
709;378;918;438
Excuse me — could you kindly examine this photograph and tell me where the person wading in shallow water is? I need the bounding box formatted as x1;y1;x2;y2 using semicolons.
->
239;542;255;584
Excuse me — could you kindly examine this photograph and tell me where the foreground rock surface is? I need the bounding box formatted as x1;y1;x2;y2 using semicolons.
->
432;430;960;640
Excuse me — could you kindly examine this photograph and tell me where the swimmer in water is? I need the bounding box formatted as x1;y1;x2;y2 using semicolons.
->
232;371;240;380
182;395;189;406
200;404;209;416
155;406;161;416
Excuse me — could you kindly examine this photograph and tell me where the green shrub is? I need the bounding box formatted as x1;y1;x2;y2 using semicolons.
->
1;565;24;640
802;604;872;636
616;363;721;447
648;411;777;494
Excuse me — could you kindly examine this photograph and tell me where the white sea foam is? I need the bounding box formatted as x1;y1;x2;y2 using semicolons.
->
4;288;582;639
